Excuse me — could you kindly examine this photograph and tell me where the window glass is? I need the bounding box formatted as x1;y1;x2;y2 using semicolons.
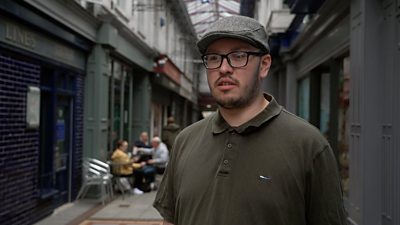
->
108;59;132;150
123;68;131;140
113;61;122;146
338;57;350;197
320;73;330;137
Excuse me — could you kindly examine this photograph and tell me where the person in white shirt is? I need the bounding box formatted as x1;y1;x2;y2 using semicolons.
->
140;136;169;174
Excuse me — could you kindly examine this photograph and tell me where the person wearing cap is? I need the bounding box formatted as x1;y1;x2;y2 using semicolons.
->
154;15;346;225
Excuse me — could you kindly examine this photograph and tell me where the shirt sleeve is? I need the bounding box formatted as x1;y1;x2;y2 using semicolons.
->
153;156;175;223
132;163;142;169
139;147;153;154
306;146;348;225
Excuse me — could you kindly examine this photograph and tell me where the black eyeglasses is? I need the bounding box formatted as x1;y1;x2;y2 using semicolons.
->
201;51;267;69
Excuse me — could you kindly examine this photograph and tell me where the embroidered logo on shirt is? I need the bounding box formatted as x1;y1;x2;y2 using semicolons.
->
259;175;271;182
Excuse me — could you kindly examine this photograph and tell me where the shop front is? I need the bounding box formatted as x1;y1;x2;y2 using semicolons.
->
152;55;197;138
152;56;181;138
83;21;156;159
0;1;92;223
276;0;351;207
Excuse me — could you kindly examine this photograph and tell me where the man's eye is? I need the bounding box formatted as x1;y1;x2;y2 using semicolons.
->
207;55;220;61
231;52;247;60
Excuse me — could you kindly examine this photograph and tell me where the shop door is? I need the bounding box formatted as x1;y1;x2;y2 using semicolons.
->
54;95;72;203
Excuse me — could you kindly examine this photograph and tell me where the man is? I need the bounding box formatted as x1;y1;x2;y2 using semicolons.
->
162;116;180;153
139;136;170;190
133;131;152;157
133;132;152;149
154;15;347;225
148;136;169;174
138;136;169;174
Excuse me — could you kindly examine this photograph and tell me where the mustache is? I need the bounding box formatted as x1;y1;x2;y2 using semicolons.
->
215;75;239;86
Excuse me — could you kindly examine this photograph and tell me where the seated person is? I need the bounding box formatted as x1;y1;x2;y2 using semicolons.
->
144;136;169;174
132;132;152;161
133;132;152;148
111;140;146;194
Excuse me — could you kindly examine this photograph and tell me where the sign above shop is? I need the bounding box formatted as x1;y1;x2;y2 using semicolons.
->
0;15;86;70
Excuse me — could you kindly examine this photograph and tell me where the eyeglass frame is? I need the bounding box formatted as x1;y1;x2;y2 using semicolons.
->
201;51;268;69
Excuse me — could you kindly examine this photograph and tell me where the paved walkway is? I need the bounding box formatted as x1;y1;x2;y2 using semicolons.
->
90;191;162;221
34;191;162;225
80;220;162;225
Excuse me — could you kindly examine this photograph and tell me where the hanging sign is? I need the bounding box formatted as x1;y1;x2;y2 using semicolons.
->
26;86;40;129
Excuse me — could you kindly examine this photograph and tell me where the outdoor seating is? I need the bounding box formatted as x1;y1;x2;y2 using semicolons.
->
107;161;135;199
76;158;113;205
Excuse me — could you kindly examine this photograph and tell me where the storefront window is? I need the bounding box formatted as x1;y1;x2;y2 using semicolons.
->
320;73;330;137
39;67;74;201
338;57;350;197
108;59;133;151
113;61;122;145
151;103;163;137
123;68;131;140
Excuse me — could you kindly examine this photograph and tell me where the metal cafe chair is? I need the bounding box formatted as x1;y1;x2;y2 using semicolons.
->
76;159;113;204
87;158;114;199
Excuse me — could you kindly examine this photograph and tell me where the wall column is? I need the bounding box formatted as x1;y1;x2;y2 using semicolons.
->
132;74;152;141
83;45;110;160
349;0;386;224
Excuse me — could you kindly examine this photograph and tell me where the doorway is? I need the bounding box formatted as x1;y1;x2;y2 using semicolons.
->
54;95;72;202
39;68;74;205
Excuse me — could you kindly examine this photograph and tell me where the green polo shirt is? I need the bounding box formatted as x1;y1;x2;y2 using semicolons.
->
154;94;346;225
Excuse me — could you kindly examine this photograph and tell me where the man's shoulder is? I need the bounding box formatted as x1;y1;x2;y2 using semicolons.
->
174;114;215;145
169;123;181;129
160;142;169;151
134;140;151;148
180;114;214;134
275;109;329;146
279;109;320;131
170;115;215;159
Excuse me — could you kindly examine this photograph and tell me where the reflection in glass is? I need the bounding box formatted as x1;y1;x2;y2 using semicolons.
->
338;57;350;197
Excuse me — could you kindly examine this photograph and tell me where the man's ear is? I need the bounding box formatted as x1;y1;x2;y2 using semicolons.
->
259;54;272;79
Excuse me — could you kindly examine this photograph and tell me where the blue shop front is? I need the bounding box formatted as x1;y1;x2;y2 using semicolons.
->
0;1;93;224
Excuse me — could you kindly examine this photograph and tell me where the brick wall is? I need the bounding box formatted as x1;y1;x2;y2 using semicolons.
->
71;74;84;200
0;54;85;225
0;54;41;225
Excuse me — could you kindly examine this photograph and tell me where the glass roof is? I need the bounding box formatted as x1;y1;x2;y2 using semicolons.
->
184;0;241;38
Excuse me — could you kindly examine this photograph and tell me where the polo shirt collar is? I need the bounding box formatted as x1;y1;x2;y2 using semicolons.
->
212;93;282;134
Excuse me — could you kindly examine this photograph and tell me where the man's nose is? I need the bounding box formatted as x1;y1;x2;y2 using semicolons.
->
219;57;233;73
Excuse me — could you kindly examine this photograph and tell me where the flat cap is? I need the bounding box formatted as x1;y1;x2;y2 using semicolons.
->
197;15;270;54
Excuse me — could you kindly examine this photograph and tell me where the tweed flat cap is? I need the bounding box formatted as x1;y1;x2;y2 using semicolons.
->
197;15;270;54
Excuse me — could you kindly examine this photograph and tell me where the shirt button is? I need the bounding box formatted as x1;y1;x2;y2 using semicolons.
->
227;143;232;148
223;159;229;165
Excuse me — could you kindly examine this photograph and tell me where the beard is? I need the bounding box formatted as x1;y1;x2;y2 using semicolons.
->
213;66;261;109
